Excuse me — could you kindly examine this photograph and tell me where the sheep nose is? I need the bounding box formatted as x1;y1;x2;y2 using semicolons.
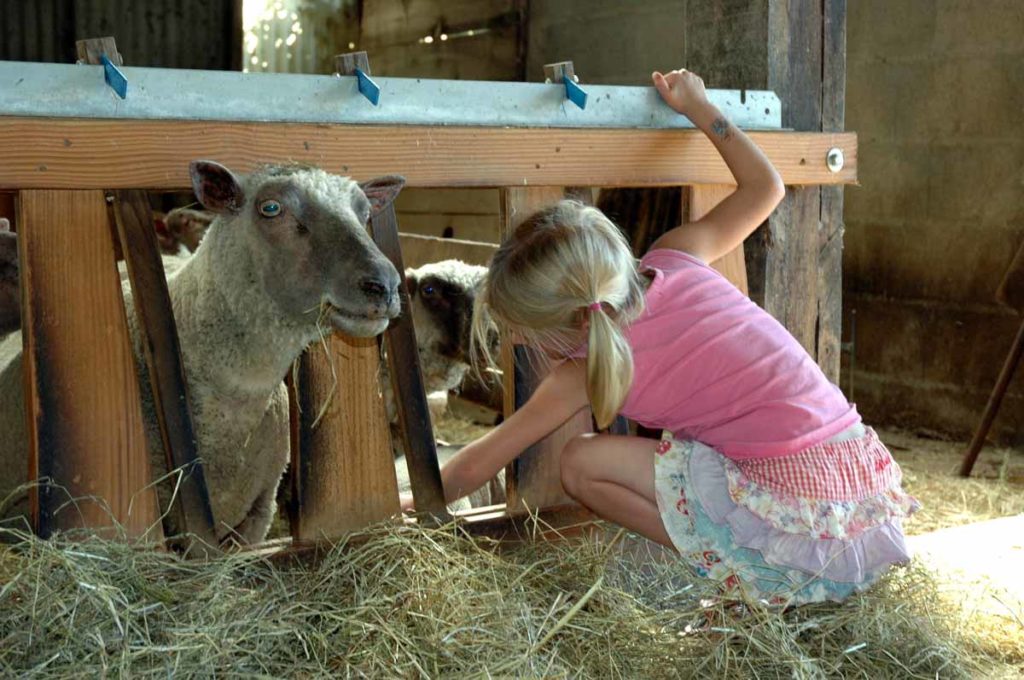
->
359;277;390;300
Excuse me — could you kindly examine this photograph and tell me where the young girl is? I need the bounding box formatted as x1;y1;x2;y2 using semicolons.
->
404;68;919;605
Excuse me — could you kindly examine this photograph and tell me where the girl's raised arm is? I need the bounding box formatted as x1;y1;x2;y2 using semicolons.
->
649;69;786;264
403;359;590;510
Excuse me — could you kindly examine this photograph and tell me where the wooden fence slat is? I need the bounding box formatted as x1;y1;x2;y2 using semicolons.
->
18;189;158;539
0;119;857;190
500;187;593;514
112;189;217;545
371;207;448;517
293;334;398;540
690;185;749;296
399;233;497;270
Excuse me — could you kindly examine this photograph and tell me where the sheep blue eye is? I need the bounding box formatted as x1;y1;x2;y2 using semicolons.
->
423;285;436;296
259;200;282;217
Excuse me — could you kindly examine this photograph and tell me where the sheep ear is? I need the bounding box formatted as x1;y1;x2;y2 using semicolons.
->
404;268;418;296
359;175;406;217
190;160;244;214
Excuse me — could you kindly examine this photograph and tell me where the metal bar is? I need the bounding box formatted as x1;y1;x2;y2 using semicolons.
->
0;61;782;130
959;316;1024;477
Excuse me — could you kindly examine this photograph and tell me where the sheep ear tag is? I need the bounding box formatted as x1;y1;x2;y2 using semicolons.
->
359;176;406;217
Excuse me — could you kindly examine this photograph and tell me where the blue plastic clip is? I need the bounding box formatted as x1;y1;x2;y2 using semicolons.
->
354;68;380;106
563;76;587;110
100;54;128;99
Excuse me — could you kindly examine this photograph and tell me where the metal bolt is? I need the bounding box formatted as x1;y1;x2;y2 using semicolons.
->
826;147;844;173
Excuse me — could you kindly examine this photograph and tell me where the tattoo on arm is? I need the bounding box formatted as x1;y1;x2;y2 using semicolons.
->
710;116;733;141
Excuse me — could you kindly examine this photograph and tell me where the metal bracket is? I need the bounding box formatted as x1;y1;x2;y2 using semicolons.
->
76;37;127;99
335;51;380;106
544;61;587;110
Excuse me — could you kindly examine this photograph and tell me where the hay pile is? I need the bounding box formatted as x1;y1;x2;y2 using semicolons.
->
882;427;1024;535
2;520;1019;679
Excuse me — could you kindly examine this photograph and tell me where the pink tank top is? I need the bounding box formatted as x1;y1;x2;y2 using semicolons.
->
616;249;859;460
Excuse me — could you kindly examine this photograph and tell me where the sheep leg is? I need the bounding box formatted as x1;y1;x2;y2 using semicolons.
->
225;484;277;546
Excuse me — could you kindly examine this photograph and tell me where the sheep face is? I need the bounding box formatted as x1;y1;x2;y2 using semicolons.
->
156;207;213;256
406;260;485;364
0;219;18;336
190;161;404;338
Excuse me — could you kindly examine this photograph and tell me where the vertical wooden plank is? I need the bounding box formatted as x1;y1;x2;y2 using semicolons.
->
370;205;448;517
500;186;593;513
765;0;824;357
294;333;399;540
817;0;848;384
18;189;158;539
113;189;215;546
691;185;749;296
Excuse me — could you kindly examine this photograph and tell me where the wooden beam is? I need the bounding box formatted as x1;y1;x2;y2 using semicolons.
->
692;185;749;296
372;208;448;518
0;118;857;190
112;189;217;546
817;0;848;384
293;333;399;541
500;187;593;514
399;233;497;270
18;190;158;539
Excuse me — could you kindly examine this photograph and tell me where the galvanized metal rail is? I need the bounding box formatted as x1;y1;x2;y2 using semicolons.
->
0;61;782;130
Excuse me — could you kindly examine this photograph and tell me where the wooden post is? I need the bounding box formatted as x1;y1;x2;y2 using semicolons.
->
370;204;448;517
692;185;749;296
112;190;217;547
75;36;121;66
291;51;445;539
684;0;848;384
293;333;399;538
500;187;593;513
79;37;217;547
19;190;158;539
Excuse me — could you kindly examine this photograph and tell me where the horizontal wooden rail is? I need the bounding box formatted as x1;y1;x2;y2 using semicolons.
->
0;118;856;189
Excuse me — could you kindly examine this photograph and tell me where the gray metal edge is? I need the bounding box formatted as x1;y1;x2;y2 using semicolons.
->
0;61;782;130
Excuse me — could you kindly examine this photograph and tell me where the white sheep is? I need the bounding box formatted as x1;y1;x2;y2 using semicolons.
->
0;161;405;545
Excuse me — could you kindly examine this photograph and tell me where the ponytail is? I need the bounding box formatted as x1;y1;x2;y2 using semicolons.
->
586;302;634;429
476;200;645;427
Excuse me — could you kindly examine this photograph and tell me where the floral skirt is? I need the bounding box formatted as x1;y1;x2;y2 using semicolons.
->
653;428;920;605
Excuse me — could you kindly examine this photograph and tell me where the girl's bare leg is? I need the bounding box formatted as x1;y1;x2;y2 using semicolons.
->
560;433;675;549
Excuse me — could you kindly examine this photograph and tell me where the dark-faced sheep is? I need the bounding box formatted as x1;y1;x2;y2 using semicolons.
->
389;259;506;510
0;219;18;337
383;259;488;426
0;161;404;545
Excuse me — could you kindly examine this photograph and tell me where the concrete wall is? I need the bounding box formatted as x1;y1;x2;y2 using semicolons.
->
844;1;1024;442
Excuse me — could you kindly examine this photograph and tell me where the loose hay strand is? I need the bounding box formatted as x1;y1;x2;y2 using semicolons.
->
310;298;339;430
0;519;1019;679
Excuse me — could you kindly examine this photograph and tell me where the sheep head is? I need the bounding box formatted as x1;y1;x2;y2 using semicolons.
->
189;160;404;338
405;260;487;364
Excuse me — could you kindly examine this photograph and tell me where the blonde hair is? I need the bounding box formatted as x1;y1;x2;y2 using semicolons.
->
472;200;645;428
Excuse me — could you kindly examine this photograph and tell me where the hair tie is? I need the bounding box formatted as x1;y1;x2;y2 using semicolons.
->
588;302;602;312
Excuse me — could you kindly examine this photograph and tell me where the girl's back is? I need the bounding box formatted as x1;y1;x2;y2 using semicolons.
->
619;248;859;460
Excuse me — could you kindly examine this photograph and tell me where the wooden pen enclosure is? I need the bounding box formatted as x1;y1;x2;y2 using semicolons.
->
0;57;856;548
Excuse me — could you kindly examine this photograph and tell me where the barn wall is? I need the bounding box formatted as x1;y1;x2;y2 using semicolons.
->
0;0;241;70
843;0;1024;442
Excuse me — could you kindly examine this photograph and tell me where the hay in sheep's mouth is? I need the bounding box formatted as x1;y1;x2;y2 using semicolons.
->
0;518;1019;678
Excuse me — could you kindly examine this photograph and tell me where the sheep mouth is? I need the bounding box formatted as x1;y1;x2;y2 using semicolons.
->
324;304;390;337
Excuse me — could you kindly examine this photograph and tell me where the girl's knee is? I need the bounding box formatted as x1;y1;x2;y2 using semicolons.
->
560;433;597;497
